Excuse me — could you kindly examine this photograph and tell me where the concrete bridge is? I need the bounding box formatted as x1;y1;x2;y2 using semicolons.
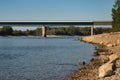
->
0;21;112;37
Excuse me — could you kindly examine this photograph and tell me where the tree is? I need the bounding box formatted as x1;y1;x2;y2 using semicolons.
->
1;26;13;35
24;29;35;36
12;30;25;36
65;27;76;35
112;0;120;28
35;28;42;36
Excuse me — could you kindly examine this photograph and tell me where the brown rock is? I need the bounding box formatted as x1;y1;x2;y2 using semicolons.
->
116;59;120;68
99;52;107;55
109;54;119;63
79;61;85;66
106;44;113;47
100;41;103;45
99;55;109;63
99;63;114;78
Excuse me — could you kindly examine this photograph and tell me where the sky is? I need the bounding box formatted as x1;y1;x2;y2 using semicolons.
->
0;0;115;21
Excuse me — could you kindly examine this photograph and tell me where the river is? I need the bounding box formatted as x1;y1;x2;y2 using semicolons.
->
0;36;95;80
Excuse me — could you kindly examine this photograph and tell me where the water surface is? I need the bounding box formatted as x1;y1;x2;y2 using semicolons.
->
0;36;95;80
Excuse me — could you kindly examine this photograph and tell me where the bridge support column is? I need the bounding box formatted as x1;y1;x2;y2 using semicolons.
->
42;25;47;37
91;26;94;36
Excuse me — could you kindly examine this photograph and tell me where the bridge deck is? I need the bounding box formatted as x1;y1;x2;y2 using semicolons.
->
0;21;112;25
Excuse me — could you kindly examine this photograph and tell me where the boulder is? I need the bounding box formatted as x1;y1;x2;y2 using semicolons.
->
99;52;107;55
99;52;113;55
99;63;114;78
99;55;109;63
108;50;113;55
93;51;99;56
106;44;113;47
100;41;103;45
90;58;95;62
79;61;85;66
109;54;119;63
116;59;120;68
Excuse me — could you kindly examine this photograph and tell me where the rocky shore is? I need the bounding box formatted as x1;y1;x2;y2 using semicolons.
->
67;32;120;80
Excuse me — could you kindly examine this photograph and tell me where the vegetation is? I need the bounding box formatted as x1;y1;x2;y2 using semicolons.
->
0;26;13;35
0;26;111;36
112;0;120;31
12;30;26;36
47;27;111;36
0;26;36;36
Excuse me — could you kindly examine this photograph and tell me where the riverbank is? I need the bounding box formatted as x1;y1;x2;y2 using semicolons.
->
67;32;120;80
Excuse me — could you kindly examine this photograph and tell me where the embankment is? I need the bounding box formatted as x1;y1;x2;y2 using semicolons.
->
68;32;120;80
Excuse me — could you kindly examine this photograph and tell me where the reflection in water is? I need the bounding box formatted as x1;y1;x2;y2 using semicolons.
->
0;36;95;80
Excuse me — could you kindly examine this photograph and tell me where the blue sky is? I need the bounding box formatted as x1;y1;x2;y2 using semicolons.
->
0;0;114;21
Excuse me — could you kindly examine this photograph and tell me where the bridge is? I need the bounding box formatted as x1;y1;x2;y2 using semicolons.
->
0;21;112;37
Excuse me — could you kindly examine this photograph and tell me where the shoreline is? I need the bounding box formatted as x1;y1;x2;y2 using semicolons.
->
67;32;120;80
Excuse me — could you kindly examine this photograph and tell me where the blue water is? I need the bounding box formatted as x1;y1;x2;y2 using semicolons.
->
0;36;95;80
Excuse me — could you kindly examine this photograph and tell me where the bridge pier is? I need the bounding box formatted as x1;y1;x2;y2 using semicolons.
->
91;26;94;36
42;25;47;37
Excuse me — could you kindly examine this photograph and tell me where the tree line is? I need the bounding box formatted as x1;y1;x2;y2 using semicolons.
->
0;26;36;36
47;27;111;36
0;26;111;36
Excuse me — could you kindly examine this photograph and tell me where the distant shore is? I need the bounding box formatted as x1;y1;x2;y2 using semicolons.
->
47;35;82;37
68;32;120;80
0;34;109;38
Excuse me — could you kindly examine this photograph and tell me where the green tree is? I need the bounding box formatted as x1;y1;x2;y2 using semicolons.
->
24;29;35;36
35;28;42;36
55;27;66;35
0;28;2;35
65;27;75;35
80;27;91;35
112;0;120;29
12;30;25;36
1;26;13;35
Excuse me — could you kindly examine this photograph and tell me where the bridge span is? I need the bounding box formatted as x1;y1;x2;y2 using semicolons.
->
0;21;112;25
0;21;112;37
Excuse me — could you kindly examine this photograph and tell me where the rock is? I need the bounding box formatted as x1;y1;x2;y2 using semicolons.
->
113;43;117;46
109;54;119;63
96;48;108;53
99;63;114;78
99;52;113;55
79;61;85;66
90;58;94;62
106;44;113;47
108;50;113;55
93;51;99;56
99;55;109;63
99;52;107;55
94;46;98;50
100;41;103;45
116;59;120;68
